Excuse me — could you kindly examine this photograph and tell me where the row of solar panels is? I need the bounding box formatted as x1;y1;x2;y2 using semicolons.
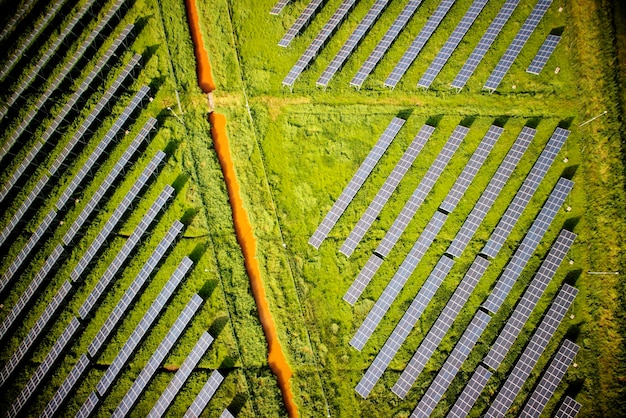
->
277;0;560;90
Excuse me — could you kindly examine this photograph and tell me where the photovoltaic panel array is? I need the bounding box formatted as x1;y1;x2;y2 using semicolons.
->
350;211;447;351
527;34;561;75
270;0;292;15
88;220;183;358
283;0;357;87
278;0;323;47
94;257;193;398
384;0;456;89
411;310;491;418
0;281;71;387
392;256;490;399
351;0;423;88
0;244;63;342
553;396;582;418
317;0;390;86
0;175;49;248
440;125;503;214
484;0;554;91
485;284;578;418
78;185;174;319
183;370;225;418
0;0;39;43
417;0;489;89
63;117;157;245
76;392;100;418
40;354;91;418
482;177;573;314
483;229;576;370
520;340;579;418
48;54;142;177
340;124;435;257
7;318;81;418
148;332;215;418
70;150;165;282
447;126;535;258
355;255;454;398
450;0;520;90
221;409;235;418
309;117;404;249
0;141;44;203
482;127;569;259
55;85;150;211
112;294;203;418
446;365;492;418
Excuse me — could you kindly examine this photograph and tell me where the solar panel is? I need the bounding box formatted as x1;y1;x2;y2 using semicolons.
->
95;257;193;397
148;332;215;418
78;185;174;319
221;409;235;418
484;0;553;91
384;0;456;88
417;0;489;89
183;370;225;418
350;211;447;351
482;177;574;314
40;354;91;418
88;220;183;357
553;396;582;418
0;141;44;204
481;127;570;258
527;34;561;75
440;125;503;214
0;0;40;44
282;0;357;87
112;294;203;418
355;255;454;397
446;126;535;258
520;340;579;418
485;284;578;418
309;117;405;249
270;0;292;15
450;0;520;90
70;151;165;282
317;0;391;86
392;255;490;398
351;0;423;88
483;229;576;370
446;365;492;418
0;175;49;248
0;280;72;387
411;310;491;417
278;0;323;47
75;392;100;418
340;124;435;257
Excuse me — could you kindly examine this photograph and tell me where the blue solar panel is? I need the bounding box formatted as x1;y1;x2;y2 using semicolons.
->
40;354;91;418
278;0;323;46
527;34;561;75
553;396;582;418
0;175;49;248
184;370;225;418
270;0;293;15
0;141;44;204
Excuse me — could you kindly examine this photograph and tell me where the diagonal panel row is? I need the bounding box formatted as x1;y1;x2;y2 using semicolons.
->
278;0;323;47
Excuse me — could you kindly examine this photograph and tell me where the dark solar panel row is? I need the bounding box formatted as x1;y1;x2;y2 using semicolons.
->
417;0;489;89
6;318;82;418
553;396;582;418
355;255;455;397
309;117;404;249
184;370;225;418
55;85;151;211
88;220;184;358
112;294;203;418
340;124;435;258
63;117;157;245
317;0;391;86
0;0;40;43
0;175;49;248
278;0;323;47
392;256;490;398
282;0;357;87
40;354;91;418
69;150;165;282
148;332;215;418
351;0;423;88
93;257;193;398
527;34;561;75
482;177;573;314
0;141;44;204
270;0;292;15
483;229;576;370
48;54;142;177
384;0;456;89
485;284;577;418
481;127;569;258
78;185;174;319
446;126;535;258
350;211;447;351
0;280;72;387
440;125;503;214
0;244;64;342
446;365;492;418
